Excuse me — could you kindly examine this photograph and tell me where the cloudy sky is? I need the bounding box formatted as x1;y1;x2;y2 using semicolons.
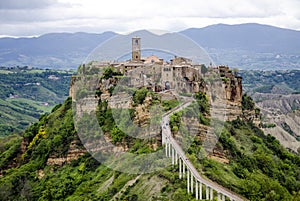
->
1;0;300;37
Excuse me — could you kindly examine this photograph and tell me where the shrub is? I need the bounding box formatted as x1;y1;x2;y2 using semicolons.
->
133;87;148;105
242;94;255;111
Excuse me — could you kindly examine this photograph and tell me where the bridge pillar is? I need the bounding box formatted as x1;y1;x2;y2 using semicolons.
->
191;174;193;194
199;182;202;200
165;143;168;157
206;186;209;200
218;192;221;201
195;181;198;200
172;147;174;165
175;152;178;165
179;158;182;179
183;161;185;177
168;142;171;157
210;187;213;200
222;194;225;201
187;170;190;193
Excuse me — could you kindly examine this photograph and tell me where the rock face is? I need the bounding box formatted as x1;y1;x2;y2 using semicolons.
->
74;96;98;118
70;66;243;120
205;66;243;122
133;95;152;128
69;75;77;98
108;93;132;109
252;93;300;152
208;148;230;164
253;93;300;114
168;66;243;160
46;139;86;166
220;66;243;121
69;62;244;162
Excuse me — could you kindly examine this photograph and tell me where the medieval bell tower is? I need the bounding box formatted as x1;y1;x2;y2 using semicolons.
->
132;37;141;61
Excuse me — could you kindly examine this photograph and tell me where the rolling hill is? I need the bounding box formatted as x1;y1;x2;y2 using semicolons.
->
0;67;73;136
181;23;300;70
0;32;116;69
180;23;300;54
1;23;300;70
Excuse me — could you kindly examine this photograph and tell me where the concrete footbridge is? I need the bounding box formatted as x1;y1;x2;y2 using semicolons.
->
161;101;246;201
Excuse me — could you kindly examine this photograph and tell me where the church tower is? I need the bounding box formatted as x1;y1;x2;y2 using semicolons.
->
132;37;141;61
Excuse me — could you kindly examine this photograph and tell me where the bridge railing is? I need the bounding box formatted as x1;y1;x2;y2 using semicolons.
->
162;102;246;201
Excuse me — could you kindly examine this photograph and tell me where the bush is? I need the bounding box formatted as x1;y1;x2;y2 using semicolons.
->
262;123;276;128
162;99;179;111
111;126;125;143
133;87;148;105
242;94;255;111
102;67;123;79
194;92;209;114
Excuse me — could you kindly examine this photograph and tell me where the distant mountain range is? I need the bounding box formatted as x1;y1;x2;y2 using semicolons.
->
1;23;300;70
181;23;300;54
0;32;116;69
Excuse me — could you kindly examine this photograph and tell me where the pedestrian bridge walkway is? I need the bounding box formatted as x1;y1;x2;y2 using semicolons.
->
161;101;246;201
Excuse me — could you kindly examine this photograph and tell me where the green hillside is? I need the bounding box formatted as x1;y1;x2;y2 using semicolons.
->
240;70;300;94
0;94;299;200
0;67;73;136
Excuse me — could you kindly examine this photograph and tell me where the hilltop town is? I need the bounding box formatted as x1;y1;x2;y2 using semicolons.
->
80;37;241;93
71;37;244;122
68;37;260;201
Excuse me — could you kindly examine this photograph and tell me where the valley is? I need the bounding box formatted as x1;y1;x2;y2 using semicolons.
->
0;27;299;200
240;70;300;153
0;66;73;136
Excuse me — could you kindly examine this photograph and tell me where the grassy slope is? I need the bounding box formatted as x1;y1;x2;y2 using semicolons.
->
0;98;194;201
196;120;300;200
0;96;299;200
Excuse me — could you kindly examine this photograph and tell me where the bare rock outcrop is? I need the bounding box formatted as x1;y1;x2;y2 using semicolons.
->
46;139;86;166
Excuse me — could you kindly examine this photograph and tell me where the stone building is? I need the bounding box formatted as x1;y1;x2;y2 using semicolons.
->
71;37;242;108
104;37;208;94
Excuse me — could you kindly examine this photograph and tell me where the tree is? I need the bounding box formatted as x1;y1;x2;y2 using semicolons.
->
242;94;255;111
133;88;148;105
201;64;208;74
102;67;114;79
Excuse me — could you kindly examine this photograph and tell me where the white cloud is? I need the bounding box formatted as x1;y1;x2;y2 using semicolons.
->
0;0;58;10
0;0;300;37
